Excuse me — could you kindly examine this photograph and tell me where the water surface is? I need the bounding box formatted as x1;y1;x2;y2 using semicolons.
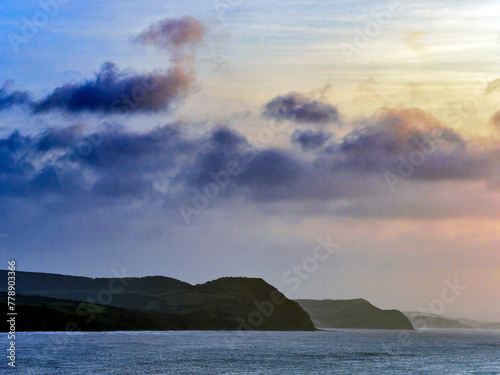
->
5;329;500;374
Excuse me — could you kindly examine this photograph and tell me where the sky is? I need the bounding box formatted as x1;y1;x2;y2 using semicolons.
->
0;0;499;321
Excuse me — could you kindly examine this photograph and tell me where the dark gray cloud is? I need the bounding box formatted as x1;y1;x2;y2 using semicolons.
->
243;150;300;186
32;62;194;114
0;108;496;217
132;16;205;52
36;124;87;151
292;129;332;151
331;109;479;180
263;92;339;125
0;80;32;110
181;127;250;188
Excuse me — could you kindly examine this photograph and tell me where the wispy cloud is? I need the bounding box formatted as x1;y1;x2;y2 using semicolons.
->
0;80;32;110
132;16;205;52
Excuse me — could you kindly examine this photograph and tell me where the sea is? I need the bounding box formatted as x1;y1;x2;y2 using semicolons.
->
4;329;500;374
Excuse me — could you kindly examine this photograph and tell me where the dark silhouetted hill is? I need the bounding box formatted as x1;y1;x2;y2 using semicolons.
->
296;299;414;330
404;311;500;329
0;271;314;331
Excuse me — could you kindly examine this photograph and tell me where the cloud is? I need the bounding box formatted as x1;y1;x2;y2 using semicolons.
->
32;62;195;114
263;92;339;125
0;107;498;219
404;31;428;59
36;124;87;151
0;122;196;201
332;108;476;179
180;127;250;189
291;129;332;151
0;80;32;111
132;16;205;52
243;149;301;187
1;17;207;115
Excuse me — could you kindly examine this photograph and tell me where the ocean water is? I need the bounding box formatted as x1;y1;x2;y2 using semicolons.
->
4;329;500;374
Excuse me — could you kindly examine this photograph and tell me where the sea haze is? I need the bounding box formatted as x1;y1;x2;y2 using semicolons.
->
15;330;500;374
